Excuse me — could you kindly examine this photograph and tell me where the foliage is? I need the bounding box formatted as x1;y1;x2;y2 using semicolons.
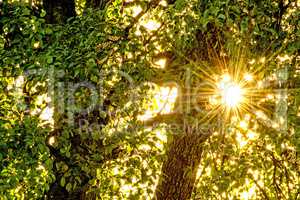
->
0;1;162;198
0;0;299;199
0;4;55;199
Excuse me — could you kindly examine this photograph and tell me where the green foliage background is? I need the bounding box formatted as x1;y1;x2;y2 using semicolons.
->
0;0;299;199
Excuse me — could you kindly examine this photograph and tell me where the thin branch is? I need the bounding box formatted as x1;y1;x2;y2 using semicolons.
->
249;174;270;200
124;0;161;38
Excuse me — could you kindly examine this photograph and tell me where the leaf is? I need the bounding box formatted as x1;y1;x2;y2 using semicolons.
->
45;159;52;169
65;151;71;158
45;27;52;34
175;0;186;10
40;10;46;18
218;14;226;20
240;17;249;33
96;168;101;179
66;183;72;192
60;177;66;187
47;56;53;64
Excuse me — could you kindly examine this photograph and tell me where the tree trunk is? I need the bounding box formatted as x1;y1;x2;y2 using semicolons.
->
43;0;76;24
155;132;209;200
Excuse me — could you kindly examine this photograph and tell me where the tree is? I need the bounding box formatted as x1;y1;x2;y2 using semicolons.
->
0;0;299;199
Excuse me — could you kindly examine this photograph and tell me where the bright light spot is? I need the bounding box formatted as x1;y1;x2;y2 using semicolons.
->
239;120;248;130
48;136;56;146
222;73;231;82
127;52;133;59
33;41;40;49
247;131;256;140
266;144;274;151
272;122;279;129
154;129;167;144
134;28;142;36
139;144;152;151
36;164;46;171
248;59;255;64
236;132;247;148
266;94;274;100
231;116;238;122
279;116;286;125
251;170;260;180
113;166;119;175
138;110;154;121
244;73;253;81
257;81;263;88
40;107;54;121
277;54;291;62
245;114;251;120
212;131;218;136
15;185;23;193
36;94;51;105
120;184;135;194
218;80;244;108
142;20;161;31
32;25;36;32
156;86;178;113
15;76;24;87
206;166;212;175
255;110;267;120
138;86;178;121
131;5;142;17
260;57;265;63
241;185;256;200
159;0;168;6
153;58;167;68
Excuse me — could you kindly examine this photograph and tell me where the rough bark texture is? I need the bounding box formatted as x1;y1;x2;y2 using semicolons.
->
155;132;209;200
43;0;76;24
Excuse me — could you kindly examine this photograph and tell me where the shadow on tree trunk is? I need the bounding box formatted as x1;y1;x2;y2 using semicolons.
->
155;132;211;200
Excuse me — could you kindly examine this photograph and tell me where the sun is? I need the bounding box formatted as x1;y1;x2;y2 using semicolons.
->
218;74;244;108
203;72;252;122
193;49;273;124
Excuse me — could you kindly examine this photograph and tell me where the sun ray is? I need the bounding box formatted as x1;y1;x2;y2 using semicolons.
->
198;62;272;125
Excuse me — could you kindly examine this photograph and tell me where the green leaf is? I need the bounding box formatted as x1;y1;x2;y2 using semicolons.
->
65;151;71;158
218;14;226;20
45;27;52;34
40;10;46;18
66;183;72;192
240;17;249;33
47;56;53;64
60;177;66;187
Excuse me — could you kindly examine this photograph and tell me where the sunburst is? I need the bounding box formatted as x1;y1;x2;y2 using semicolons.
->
193;53;271;124
217;74;244;108
207;71;254;122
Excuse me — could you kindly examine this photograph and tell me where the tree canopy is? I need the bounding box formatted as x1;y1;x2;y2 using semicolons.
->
0;0;299;199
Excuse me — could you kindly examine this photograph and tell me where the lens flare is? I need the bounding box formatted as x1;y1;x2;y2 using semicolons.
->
218;76;244;108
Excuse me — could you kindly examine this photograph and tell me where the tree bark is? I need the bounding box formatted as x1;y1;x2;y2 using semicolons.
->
43;0;76;24
155;132;209;200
